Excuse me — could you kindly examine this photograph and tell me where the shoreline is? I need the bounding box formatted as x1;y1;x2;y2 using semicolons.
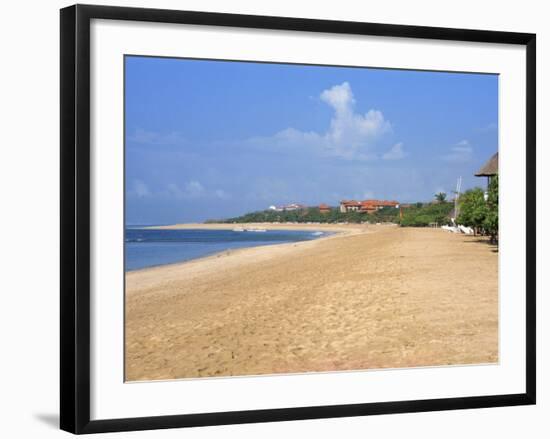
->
126;226;350;276
146;222;378;233
127;223;367;275
126;226;498;381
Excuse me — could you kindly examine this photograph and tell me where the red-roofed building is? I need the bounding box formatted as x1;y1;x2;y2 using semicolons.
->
319;203;331;213
340;199;399;213
339;200;362;213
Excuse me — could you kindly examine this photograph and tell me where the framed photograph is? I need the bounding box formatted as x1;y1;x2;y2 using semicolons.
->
60;4;536;434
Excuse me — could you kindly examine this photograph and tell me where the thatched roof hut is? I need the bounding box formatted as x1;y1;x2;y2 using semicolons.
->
475;152;498;177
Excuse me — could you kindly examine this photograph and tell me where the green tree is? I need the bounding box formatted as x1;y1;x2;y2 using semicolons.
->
399;201;454;227
434;192;447;202
457;188;488;235
483;175;499;243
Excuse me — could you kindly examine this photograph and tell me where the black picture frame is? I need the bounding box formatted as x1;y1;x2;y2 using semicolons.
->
60;4;536;434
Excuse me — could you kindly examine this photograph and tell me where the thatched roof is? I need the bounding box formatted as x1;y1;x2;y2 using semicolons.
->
475;152;498;177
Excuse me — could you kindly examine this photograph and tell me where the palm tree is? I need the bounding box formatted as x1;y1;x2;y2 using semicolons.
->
434;192;447;203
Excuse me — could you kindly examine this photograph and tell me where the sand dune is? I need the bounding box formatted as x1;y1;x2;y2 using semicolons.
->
125;225;498;381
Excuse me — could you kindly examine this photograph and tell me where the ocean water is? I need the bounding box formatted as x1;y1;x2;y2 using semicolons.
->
125;227;328;271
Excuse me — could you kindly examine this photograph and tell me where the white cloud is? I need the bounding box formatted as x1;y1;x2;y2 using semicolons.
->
167;180;205;199
442;140;473;163
132;179;151;198
382;142;406;160
166;183;184;198
164;181;232;201
249;82;392;160
320;81;356;115
185;180;205;196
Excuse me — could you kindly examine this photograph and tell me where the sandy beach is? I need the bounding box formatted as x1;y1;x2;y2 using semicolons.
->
125;225;498;381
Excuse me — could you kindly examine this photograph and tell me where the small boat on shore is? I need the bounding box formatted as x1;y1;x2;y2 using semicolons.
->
232;227;245;232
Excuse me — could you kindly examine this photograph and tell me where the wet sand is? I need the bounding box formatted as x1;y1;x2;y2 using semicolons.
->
125;225;498;381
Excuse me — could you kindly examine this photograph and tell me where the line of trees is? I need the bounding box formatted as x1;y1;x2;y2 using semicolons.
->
210;200;454;227
207;178;498;241
210;201;455;227
457;175;498;242
208;206;401;224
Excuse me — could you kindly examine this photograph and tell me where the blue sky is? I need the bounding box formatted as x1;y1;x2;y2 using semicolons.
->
125;56;498;225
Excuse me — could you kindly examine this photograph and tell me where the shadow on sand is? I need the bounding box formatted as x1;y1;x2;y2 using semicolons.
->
462;237;499;253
